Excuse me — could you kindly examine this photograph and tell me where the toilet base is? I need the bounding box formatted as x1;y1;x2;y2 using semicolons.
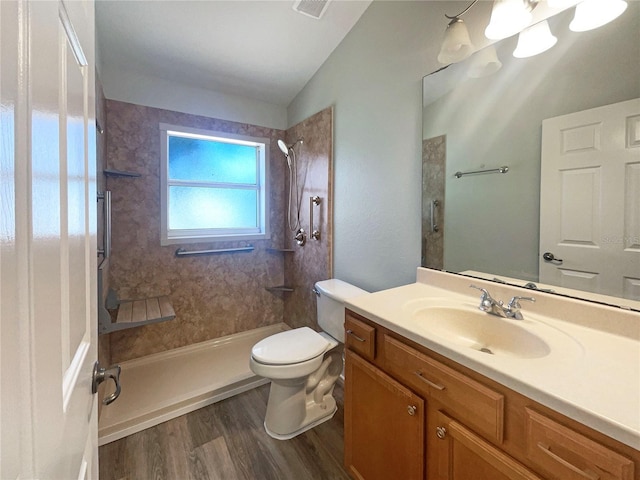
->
264;400;337;440
259;350;343;440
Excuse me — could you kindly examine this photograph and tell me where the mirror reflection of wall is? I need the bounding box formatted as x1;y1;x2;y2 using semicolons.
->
422;3;640;307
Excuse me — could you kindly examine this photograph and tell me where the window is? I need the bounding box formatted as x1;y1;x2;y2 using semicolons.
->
160;124;269;245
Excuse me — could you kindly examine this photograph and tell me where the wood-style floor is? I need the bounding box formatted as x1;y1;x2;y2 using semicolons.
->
99;383;350;480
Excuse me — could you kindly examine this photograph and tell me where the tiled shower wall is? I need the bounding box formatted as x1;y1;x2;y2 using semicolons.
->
105;100;287;362
103;101;333;363
282;108;333;330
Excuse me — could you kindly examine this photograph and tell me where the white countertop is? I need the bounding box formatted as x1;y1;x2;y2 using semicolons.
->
345;268;640;450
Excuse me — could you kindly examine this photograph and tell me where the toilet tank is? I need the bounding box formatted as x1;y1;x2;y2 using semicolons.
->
315;279;368;343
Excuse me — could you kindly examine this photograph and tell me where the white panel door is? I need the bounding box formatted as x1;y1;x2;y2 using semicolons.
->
539;98;640;300
0;0;98;478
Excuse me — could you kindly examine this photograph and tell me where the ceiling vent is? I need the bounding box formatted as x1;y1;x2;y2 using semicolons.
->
292;0;331;20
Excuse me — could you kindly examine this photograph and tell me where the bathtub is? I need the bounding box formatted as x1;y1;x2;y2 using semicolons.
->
98;323;288;445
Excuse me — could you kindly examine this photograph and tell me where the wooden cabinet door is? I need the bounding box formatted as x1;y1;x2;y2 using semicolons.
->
345;349;425;480
433;411;542;480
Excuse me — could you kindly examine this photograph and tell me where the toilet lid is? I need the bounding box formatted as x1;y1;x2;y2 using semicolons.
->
252;327;329;365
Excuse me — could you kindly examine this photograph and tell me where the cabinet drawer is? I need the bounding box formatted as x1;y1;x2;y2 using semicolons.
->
524;408;634;480
384;334;504;443
345;314;376;361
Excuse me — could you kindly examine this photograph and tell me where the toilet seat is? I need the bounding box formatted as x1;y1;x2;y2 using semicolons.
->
251;327;329;365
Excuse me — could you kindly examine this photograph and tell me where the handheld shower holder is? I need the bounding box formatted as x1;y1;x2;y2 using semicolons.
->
295;228;306;246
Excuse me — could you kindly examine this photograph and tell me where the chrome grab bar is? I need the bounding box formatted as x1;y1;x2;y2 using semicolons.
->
97;191;111;258
310;196;321;241
175;246;254;256
431;199;439;233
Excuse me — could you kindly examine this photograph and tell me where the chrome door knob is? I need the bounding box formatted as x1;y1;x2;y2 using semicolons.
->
92;361;122;405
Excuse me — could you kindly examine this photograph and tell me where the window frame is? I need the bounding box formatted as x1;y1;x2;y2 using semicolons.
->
159;123;270;246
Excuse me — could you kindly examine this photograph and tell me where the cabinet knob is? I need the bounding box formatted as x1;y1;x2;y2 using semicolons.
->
407;405;417;416
436;426;447;439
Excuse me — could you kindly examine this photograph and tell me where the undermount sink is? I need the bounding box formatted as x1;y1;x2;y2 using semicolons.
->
409;306;551;358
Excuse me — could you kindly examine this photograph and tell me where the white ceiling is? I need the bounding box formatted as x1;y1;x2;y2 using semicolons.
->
95;0;373;107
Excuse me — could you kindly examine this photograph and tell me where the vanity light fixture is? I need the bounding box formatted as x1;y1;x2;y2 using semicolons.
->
569;0;628;32
435;0;626;66
485;0;539;40
513;20;557;58
437;0;478;65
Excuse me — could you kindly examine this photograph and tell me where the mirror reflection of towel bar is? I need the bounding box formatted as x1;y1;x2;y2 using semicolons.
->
454;166;509;178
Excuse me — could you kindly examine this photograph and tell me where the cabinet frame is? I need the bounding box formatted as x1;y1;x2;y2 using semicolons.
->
344;309;640;480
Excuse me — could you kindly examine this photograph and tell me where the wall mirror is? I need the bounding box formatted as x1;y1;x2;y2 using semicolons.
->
422;3;640;311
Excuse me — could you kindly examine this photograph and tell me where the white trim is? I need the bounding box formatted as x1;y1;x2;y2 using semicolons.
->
58;2;87;67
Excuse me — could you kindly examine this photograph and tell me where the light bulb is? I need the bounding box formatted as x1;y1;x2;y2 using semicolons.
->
570;0;627;32
485;0;533;40
513;20;557;58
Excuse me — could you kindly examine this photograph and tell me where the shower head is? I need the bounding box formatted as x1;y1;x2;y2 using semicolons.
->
277;137;304;157
277;139;289;156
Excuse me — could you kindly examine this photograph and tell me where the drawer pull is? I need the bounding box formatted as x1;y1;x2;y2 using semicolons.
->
537;442;600;480
414;371;446;391
346;329;366;342
436;426;447;439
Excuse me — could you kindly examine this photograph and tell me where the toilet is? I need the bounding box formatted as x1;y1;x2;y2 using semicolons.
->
249;278;367;440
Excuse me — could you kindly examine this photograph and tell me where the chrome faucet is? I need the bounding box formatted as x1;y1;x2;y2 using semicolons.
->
470;285;535;320
469;285;507;317
505;296;536;320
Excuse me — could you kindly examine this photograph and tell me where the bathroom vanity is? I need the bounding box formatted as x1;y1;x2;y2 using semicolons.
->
343;269;640;480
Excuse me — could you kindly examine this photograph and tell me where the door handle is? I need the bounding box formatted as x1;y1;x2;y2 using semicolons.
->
92;361;122;405
542;252;563;264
